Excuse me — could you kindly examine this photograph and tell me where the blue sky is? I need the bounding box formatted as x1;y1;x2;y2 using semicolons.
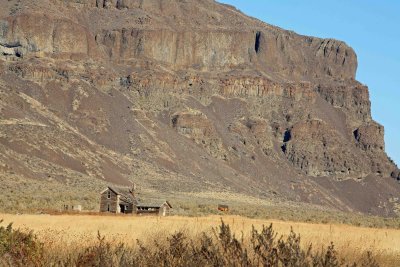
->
219;0;400;166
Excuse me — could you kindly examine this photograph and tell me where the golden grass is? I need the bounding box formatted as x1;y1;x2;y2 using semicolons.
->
1;214;399;266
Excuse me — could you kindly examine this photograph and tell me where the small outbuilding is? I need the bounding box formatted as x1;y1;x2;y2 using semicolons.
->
63;204;82;212
218;204;229;212
136;201;172;216
72;205;82;212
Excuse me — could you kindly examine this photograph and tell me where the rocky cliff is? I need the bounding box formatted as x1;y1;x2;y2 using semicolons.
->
0;0;399;215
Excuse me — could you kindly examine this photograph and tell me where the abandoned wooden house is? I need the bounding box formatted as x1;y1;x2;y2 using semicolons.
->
100;186;136;214
99;185;172;216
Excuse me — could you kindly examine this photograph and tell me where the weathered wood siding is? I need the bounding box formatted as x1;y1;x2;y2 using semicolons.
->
100;189;119;213
159;203;171;216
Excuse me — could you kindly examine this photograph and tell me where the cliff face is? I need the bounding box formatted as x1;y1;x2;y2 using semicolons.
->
0;0;399;215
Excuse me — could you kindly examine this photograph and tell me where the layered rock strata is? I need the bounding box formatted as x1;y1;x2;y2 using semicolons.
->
0;0;398;215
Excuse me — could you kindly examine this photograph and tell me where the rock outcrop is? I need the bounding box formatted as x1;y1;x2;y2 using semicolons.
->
171;110;228;160
354;122;385;152
282;120;370;178
392;170;400;181
0;13;98;59
0;1;357;79
0;0;398;215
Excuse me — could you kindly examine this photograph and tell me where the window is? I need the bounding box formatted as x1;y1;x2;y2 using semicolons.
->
107;204;110;212
107;190;111;199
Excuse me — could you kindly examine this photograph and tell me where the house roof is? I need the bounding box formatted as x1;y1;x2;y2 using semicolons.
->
137;200;172;209
103;186;137;205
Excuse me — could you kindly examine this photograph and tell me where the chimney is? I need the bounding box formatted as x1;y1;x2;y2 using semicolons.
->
130;182;136;198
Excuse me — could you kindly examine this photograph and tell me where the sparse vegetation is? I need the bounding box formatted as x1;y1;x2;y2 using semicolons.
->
171;200;400;229
1;179;400;229
0;218;389;267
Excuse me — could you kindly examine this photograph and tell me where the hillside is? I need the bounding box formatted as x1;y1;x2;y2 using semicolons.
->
0;0;399;215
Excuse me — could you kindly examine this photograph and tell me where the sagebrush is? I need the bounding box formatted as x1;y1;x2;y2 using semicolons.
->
0;219;380;267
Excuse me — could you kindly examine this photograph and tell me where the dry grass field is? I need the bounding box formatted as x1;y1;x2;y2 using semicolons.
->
1;213;399;266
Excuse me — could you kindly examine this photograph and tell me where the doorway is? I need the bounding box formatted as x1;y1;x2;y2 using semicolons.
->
119;204;126;214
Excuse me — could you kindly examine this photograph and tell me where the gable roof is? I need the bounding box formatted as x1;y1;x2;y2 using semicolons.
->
101;186;137;205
